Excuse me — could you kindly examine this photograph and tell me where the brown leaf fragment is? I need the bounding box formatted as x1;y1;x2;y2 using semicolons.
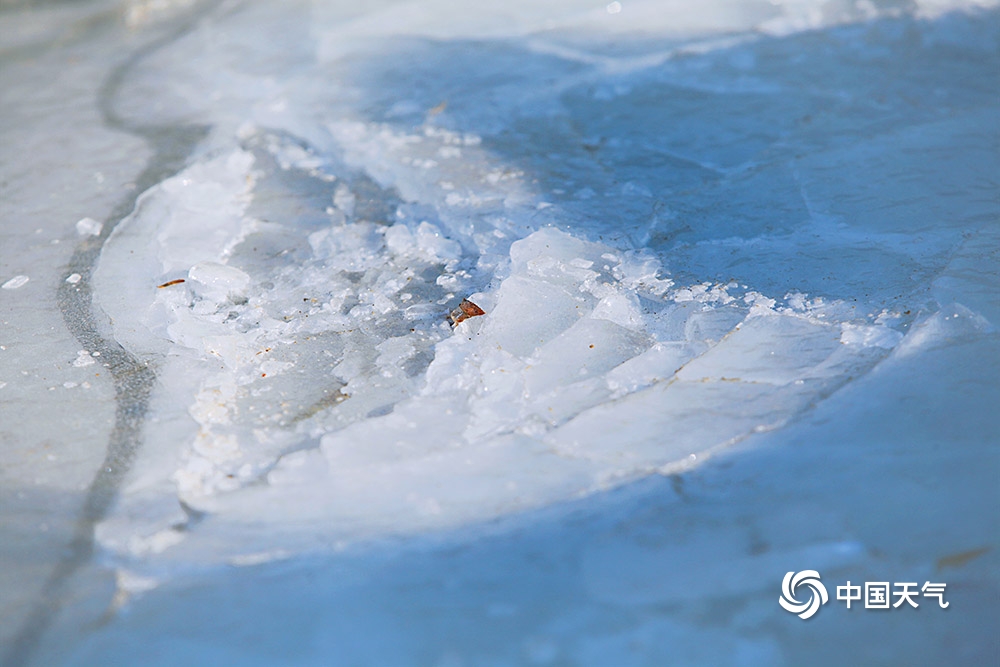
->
936;546;990;571
157;279;186;288
428;100;448;116
449;298;486;326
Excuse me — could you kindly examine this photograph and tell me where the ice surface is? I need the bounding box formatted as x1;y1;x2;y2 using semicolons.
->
88;156;900;565
1;0;998;665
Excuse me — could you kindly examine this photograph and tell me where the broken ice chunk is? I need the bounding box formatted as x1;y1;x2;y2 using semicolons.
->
1;275;29;290
385;221;462;263
524;318;650;396
840;322;903;349
677;314;841;385
483;277;581;357
187;261;251;303
75;217;103;236
72;350;96;367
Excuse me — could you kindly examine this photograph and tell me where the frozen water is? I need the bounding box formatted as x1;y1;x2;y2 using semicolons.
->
1;275;30;290
86;24;912;566
74;218;103;238
1;0;998;665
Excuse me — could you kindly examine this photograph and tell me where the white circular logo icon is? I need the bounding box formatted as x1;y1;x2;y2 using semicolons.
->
779;570;829;619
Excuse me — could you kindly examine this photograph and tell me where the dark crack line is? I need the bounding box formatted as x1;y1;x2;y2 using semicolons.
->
2;2;222;665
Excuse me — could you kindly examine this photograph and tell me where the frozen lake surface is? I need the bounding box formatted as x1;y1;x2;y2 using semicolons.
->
1;0;998;664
